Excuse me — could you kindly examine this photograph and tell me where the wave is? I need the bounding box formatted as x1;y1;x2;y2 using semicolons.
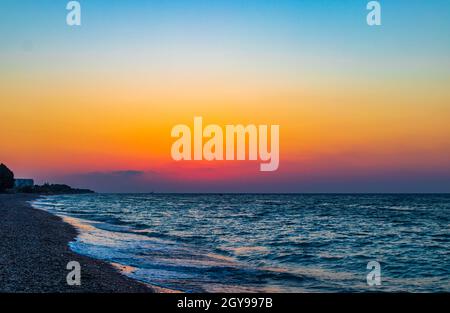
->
31;194;450;292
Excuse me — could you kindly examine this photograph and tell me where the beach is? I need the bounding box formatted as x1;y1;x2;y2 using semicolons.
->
2;193;449;292
0;194;153;293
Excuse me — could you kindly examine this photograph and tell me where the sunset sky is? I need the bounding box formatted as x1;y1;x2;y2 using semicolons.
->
1;0;449;192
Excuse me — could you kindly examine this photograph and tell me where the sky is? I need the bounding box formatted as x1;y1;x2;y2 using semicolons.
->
1;0;450;192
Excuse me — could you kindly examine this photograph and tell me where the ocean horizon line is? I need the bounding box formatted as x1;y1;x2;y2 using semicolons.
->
68;192;450;195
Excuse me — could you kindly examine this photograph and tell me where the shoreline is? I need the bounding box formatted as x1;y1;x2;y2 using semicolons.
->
0;193;154;292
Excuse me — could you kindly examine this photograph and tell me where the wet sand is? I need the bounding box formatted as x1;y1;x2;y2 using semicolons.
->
0;194;153;292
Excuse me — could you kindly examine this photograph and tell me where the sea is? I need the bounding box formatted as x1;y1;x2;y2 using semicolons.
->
32;194;450;292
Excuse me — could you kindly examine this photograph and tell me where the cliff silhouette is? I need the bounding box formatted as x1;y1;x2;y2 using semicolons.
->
0;164;14;192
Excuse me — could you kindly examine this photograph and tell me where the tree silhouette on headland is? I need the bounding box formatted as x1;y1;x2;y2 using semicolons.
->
0;163;14;192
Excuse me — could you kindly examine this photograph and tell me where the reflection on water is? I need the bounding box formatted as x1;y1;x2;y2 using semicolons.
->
33;194;450;292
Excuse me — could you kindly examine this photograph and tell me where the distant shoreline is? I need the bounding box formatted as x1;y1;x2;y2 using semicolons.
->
0;193;153;292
